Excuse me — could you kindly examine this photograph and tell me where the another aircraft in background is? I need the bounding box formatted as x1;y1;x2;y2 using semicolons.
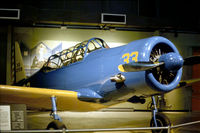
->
0;36;200;133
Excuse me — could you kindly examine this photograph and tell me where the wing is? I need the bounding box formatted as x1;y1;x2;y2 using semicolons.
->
0;85;106;111
176;78;200;88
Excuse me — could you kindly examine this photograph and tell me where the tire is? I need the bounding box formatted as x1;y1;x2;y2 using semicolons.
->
47;120;67;130
150;113;171;133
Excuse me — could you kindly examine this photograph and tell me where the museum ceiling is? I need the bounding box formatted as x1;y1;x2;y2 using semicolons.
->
0;0;199;33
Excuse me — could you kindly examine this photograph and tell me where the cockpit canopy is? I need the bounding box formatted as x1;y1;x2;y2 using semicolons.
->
42;38;109;72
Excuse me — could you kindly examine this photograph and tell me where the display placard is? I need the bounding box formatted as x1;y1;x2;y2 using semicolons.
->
0;105;11;130
11;111;24;129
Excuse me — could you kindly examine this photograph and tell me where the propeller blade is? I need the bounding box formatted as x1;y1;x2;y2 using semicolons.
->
118;62;164;72
177;78;200;88
184;56;200;65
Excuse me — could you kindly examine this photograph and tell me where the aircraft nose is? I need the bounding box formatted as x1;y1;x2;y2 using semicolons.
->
159;52;183;71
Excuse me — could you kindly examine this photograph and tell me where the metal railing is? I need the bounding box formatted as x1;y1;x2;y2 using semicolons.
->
1;120;200;133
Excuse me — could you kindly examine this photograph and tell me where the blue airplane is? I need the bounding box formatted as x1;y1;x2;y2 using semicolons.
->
0;36;200;132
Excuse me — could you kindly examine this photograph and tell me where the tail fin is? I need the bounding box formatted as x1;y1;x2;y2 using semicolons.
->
15;42;26;83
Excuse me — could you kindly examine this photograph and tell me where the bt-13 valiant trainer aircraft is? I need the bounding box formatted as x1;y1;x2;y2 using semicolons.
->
0;36;200;132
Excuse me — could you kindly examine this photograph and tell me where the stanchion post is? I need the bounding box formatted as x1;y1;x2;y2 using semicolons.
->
168;125;171;133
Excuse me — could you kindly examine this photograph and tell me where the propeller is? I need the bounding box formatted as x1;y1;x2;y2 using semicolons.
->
183;56;200;65
177;78;200;88
118;54;200;73
118;52;184;72
118;46;199;86
118;62;164;72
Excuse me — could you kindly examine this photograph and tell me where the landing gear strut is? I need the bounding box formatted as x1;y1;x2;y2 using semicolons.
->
150;96;171;133
46;96;67;130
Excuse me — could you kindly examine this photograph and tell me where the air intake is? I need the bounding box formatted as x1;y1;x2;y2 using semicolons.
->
101;13;126;24
0;8;20;20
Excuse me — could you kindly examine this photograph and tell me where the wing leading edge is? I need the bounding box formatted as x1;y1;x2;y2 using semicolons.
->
0;85;106;111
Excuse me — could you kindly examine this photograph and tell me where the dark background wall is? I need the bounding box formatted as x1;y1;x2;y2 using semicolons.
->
0;0;199;32
0;26;7;84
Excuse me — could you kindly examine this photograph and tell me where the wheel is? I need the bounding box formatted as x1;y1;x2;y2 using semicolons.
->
150;113;171;133
47;120;67;130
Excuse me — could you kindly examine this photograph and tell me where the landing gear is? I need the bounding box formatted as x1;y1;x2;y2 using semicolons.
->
150;96;171;133
150;113;171;133
46;96;67;130
47;120;66;130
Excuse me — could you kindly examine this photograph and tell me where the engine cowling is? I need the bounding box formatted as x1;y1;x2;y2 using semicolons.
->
145;36;183;92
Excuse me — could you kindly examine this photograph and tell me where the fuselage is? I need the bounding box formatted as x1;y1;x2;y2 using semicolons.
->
28;36;182;105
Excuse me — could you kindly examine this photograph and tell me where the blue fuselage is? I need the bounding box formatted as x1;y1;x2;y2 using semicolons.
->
28;36;182;104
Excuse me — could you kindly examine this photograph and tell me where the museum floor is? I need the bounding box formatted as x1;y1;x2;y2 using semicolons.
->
27;110;200;133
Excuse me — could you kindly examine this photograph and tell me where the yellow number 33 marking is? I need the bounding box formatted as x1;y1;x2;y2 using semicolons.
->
122;51;139;63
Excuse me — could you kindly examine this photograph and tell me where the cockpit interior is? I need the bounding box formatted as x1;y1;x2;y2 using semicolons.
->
42;38;109;72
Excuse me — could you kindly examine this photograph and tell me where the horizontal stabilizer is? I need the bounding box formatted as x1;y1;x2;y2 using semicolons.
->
118;62;164;72
184;56;200;65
